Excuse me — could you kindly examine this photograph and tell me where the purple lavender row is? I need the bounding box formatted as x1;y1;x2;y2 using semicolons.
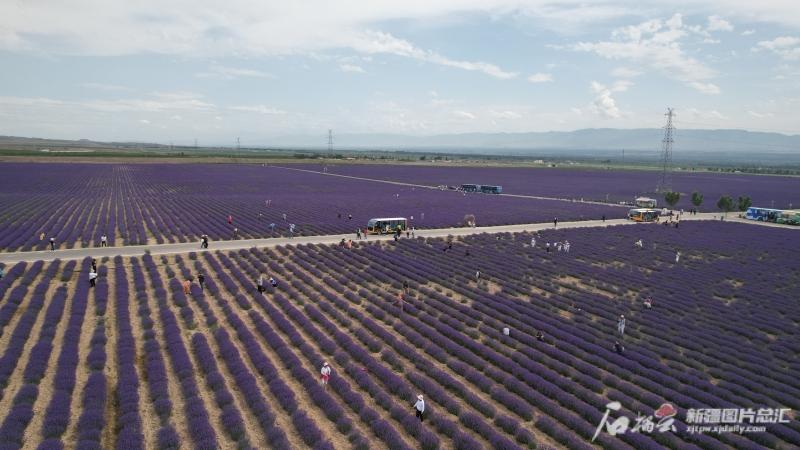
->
285;245;530;448
222;252;389;449
141;255;217;450
37;258;90;448
129;258;179;448
0;262;27;301
0;260;61;399
112;256;144;450
75;260;110;449
0;260;45;332
235;248;442;449
190;333;249;446
0;280;69;449
200;252;324;448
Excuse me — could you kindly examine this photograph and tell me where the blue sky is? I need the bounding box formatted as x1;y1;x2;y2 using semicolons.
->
0;1;799;145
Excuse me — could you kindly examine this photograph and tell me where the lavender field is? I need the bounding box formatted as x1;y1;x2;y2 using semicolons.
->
0;163;623;252
308;163;800;209
0;221;797;449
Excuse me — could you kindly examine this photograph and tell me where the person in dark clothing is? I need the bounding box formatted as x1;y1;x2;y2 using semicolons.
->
602;215;606;222
198;273;205;291
348;214;352;220
91;259;97;273
614;341;624;354
403;281;409;294
201;235;209;249
257;274;265;294
536;331;545;342
89;270;97;287
269;277;278;288
49;237;56;251
554;217;558;227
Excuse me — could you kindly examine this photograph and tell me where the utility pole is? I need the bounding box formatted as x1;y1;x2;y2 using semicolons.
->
656;108;675;193
236;137;240;152
327;129;334;156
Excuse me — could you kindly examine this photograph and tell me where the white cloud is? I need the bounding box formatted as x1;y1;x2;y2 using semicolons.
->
138;119;150;124
590;81;621;118
748;110;774;118
741;29;755;36
354;31;517;79
685;107;728;121
490;110;522;119
572;14;720;94
228;105;286;115
195;65;273;79
452;110;476;120
610;67;642;78
755;36;800;60
527;72;553;83
340;63;365;73
706;15;733;32
80;82;132;92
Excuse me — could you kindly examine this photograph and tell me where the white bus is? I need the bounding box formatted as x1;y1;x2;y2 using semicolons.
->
366;217;408;234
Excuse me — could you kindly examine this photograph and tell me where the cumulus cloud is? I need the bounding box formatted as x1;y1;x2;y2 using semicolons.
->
229;105;287;115
339;63;366;73
755;36;800;60
748;110;774;118
610;67;642;78
195;65;273;79
706;15;733;32
590;81;621;118
354;31;517;79
138;119;150;124
452;110;476;120
741;29;755;36
571;14;720;94
490;110;522;119
527;72;553;83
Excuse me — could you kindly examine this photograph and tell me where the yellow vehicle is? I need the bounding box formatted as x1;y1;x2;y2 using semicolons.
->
366;217;408;234
628;208;660;222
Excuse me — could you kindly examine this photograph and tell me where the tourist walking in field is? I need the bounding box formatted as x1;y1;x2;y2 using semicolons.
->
475;270;481;283
49;237;56;251
557;242;563;252
530;237;536;248
100;234;108;247
232;227;239;239
602;215;606;222
227;214;233;224
269;223;276;232
348;214;352;220
363;228;368;240
617;315;626;335
675;251;681;263
89;270;97;287
635;239;643;249
198;273;205;291
554;217;558;227
564;241;571;253
269;277;278;288
546;243;551;253
614;341;625;354
39;232;45;241
200;235;209;249
257;274;265;294
0;266;4;280
183;279;191;295
91;259;97;273
414;395;425;421
536;331;545;342
644;296;652;309
396;292;405;311
403;281;410;295
320;362;331;386
356;229;362;240
289;223;296;236
411;227;415;238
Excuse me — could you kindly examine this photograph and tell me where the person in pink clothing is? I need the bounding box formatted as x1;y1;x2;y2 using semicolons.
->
320;362;331;385
183;280;191;295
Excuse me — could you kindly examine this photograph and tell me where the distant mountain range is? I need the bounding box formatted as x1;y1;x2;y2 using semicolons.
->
268;128;799;154
2;128;798;157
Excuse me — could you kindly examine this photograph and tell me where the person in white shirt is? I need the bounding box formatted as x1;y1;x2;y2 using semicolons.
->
89;270;98;288
414;395;425;421
320;362;331;385
100;234;108;247
618;315;626;335
530;237;536;248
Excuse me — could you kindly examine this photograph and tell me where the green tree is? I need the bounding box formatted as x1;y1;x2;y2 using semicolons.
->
691;191;703;209
664;191;681;208
737;196;752;212
717;195;734;217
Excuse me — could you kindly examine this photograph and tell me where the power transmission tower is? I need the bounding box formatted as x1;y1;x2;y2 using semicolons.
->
236;137;240;151
327;129;334;156
656;108;675;193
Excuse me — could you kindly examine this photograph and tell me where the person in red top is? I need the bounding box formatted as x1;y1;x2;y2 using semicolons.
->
227;215;233;224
